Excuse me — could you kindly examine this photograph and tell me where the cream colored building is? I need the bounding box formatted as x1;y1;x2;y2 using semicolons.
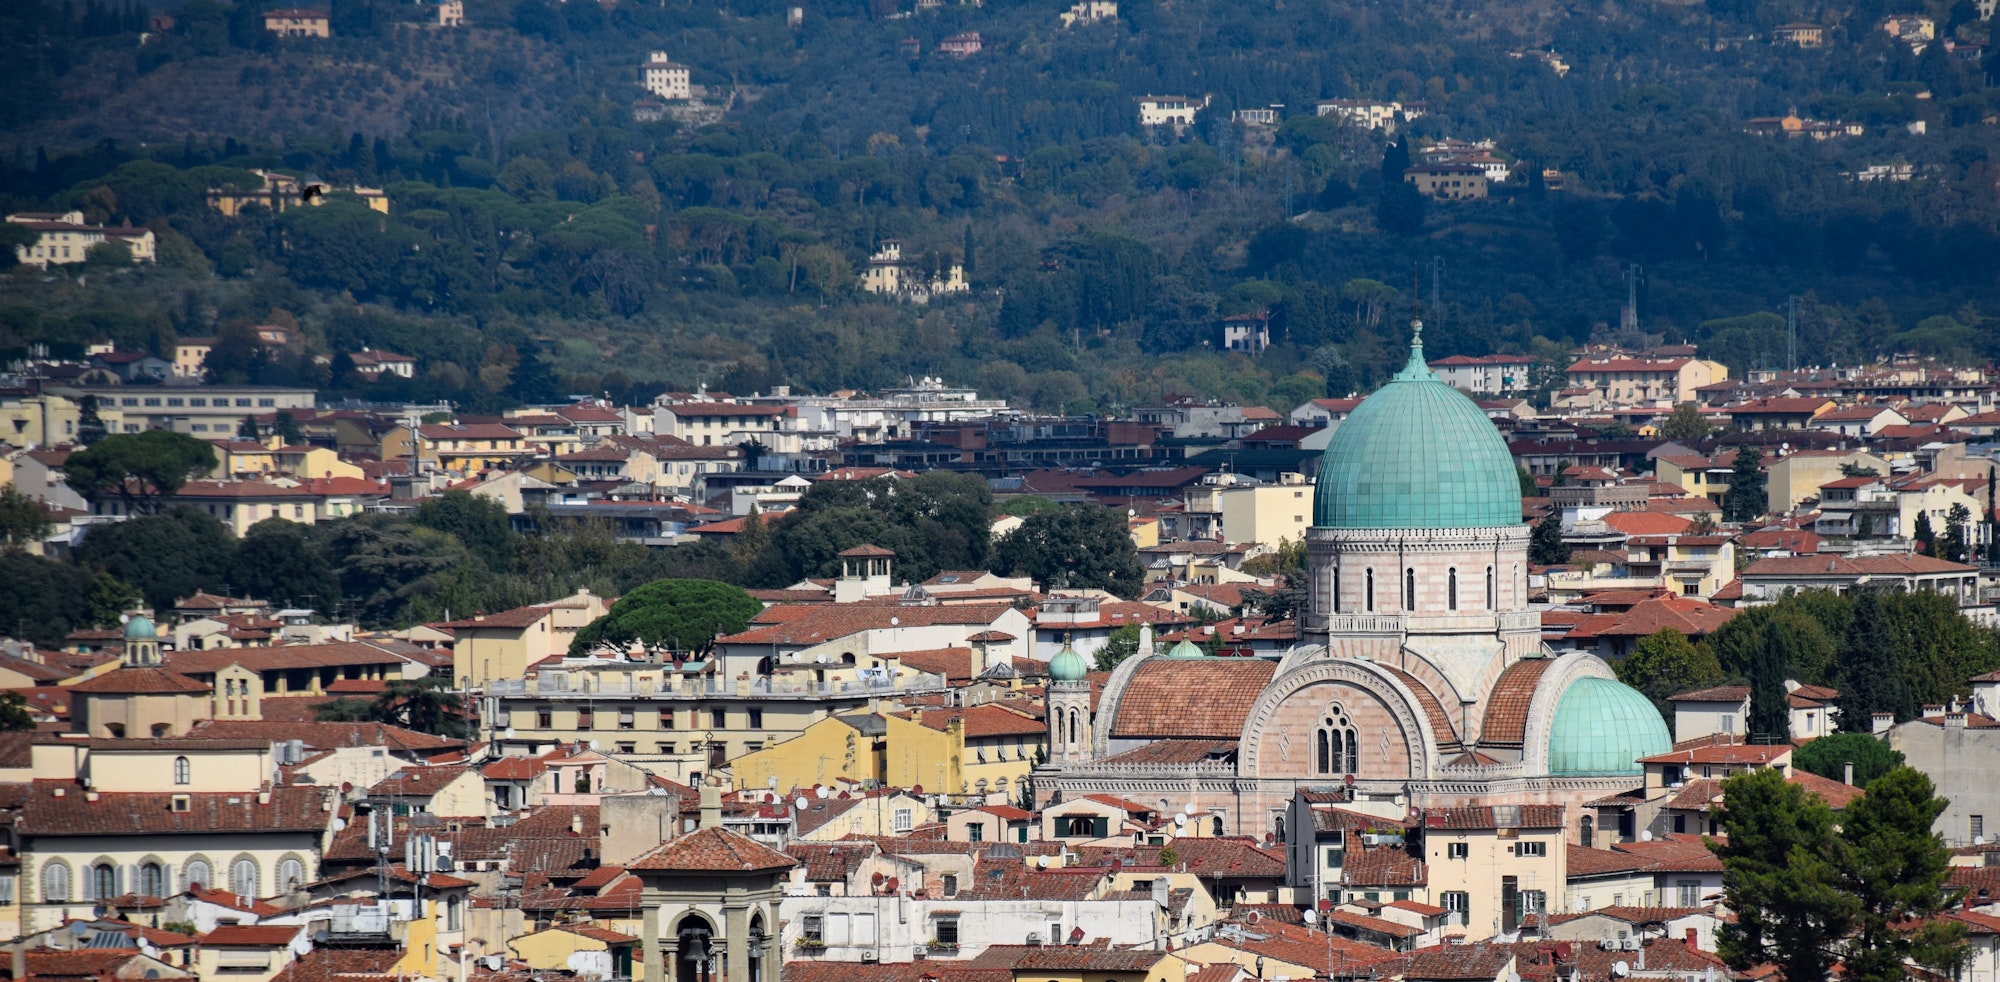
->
1564;356;1729;408
1767;448;1890;513
444;590;610;688
262;8;330;37
1137;95;1208;129
6;211;156;268
1059;0;1116;26
857;240;969;304
0;390;85;449
435;0;463;26
640;52;692;100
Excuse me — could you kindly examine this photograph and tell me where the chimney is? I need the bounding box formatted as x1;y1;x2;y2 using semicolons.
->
1872;712;1894;735
700;778;723;830
1843;761;1854;786
571;812;583;835
1684;929;1697;951
1947;712;1968;729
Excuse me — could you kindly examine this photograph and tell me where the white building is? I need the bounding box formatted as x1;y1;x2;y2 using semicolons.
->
1137;95;1209;131
640;52;692;101
7;211;157;268
1427;354;1537;396
858;241;967;304
1315;99;1425;132
1059;0;1116;26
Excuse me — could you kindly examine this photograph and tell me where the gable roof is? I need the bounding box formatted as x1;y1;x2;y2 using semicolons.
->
629;827;796;872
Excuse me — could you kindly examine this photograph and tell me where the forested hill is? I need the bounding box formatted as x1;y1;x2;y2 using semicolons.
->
0;0;1996;413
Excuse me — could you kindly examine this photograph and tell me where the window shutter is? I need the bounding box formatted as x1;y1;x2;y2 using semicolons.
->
1092;816;1108;838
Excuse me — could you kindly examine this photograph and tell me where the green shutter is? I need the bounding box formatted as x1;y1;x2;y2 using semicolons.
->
1092;816;1108;838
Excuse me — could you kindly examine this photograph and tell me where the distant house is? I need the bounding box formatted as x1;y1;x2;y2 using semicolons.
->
858;240;967;304
1428;354;1536;396
5;211;156;268
1771;23;1825;47
1232;105;1283;125
1315;98;1425;132
938;31;983;57
1881;15;1935;42
347;348;416;380
1137;95;1209;132
639;51;691;101
1743;111;1863;139
262;8;329;37
206;169;388;216
435;0;463;27
1403;164;1488;200
1217;311;1271;355
1059;0;1116;26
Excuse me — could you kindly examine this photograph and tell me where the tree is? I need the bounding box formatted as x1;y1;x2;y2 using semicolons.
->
1376;183;1427;236
569;579;762;657
1711;767;1858;982
62;431;219;514
1840;462;1880;478
0;552;97;647
1517;466;1537;498
414;491;515;570
1834;767;1966;982
73;506;236;613
1095;623;1142;671
1914;511;1936;557
231;519;339;610
1749;618;1796;742
1943;503;1971;563
1529;513;1570;565
1615;628;1725;721
1792;732;1904;788
1688;511;1720;535
75;395;106;445
992;505;1144;598
0;485;53;550
1721;447;1768;523
375;676;474;740
1660;402;1712;441
0;691;36;731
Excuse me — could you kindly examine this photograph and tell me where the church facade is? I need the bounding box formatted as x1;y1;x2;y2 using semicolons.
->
1036;323;1670;848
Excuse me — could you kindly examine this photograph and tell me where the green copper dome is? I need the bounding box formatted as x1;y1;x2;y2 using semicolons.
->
1547;676;1671;776
123;614;156;641
1048;644;1089;682
1313;325;1522;530
1164;639;1204;659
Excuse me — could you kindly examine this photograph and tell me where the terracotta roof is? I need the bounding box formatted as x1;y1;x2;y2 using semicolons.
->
433;605;558;630
1790;768;1864;809
367;765;473;798
1744;554;1977;577
1095;739;1238;767
1607;832;1724;872
1664;778;1724;812
629;826;796;872
894;704;1045;738
722;603;1016;646
67;667;210;694
1423;804;1564;829
164;641;413;675
1638;741;1787;765
198;924;302;946
889;647;977;682
1479;658;1552;747
188;719;465;753
271;947;403;982
1108;657;1276;740
482;756;550;780
560;924;637;944
1567;598;1738;640
1398;942;1518;980
16;782;333;835
785;842;880;882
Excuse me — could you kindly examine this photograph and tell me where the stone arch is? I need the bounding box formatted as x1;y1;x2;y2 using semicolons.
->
1516;651;1618;774
1238;659;1441;780
1089;648;1159;759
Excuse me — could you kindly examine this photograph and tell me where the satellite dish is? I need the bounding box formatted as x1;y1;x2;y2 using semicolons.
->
767;776;780;789
313;929;330;945
1639;830;1654;841
1613;961;1631;978
70;922;89;937
505;728;516;739
890;617;900;627
1036;856;1049;868
794;797;810;811
289;935;314;957
1183;802;1196;815
332;818;348;832
1302;908;1317;925
816;785;829;799
589;739;599;750
119;613;130;624
484;956;503;971
1173;814;1187;827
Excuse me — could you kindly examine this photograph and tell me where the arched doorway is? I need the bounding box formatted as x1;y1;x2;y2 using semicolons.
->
673;914;714;982
747;912;769;982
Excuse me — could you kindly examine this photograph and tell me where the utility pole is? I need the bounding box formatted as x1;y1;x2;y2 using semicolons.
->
1621;264;1643;334
1786;295;1799;371
1429;255;1446;329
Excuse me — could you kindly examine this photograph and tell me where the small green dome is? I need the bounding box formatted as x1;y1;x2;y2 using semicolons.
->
1547;676;1671;776
1313;327;1522;530
1164;639;1204;659
123;615;156;641
1048;644;1089;682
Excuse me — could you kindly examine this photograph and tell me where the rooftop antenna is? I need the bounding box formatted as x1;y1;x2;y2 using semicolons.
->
1429;255;1445;322
1786;295;1799;371
1622;264;1643;334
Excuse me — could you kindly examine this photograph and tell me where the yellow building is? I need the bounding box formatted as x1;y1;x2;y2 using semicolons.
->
730;714;887;792
883;704;1046;802
444;590;609;689
206;169;387;214
508;925;637;978
0;389;83;448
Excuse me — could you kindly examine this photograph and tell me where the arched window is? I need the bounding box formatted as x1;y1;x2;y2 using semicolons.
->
278;858;305;892
1332;566;1341;614
1365;569;1375;612
445;894;462;932
230;858;258;899
1448;568;1459;611
185;859;211;892
1486;567;1496;609
1580;816;1594;850
139;862;165;899
1212;816;1225;836
1068;709;1079;745
174;756;191;785
1317;706;1359;775
1274;816;1286;843
88;863;115;902
1404;568;1416;611
42;862;69;902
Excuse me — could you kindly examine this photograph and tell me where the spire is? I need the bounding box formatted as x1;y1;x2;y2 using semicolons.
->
1395;285;1432;380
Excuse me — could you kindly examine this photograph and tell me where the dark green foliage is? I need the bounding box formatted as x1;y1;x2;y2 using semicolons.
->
761;474;992;586
0;552;98;647
1722;447;1768;524
1529;513;1570;566
73;506;236;613
1915;511;1937;556
231;519;339;610
1094;623;1142;672
374;676;474;740
1792;732;1904;788
1835;768;1966;982
1749;618;1795;742
1708;602;1838;689
415;491;515;570
992;505;1144;598
1711;767;1858;982
0;485;53;549
1614;628;1724;722
569;579;761;657
0;692;37;731
62;431;219;513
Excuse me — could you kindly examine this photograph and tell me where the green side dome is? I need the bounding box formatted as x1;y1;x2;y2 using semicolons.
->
1164;639;1204;659
1547;676;1671;776
1313;324;1522;530
1048;644;1089;682
123;615;156;641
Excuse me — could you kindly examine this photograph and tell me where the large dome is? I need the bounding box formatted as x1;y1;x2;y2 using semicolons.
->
1313;328;1523;530
1546;677;1671;776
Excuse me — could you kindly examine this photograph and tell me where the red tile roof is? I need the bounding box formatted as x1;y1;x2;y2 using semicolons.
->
1743;554;1977;577
67;667;210;694
1479;658;1553;747
1565;597;1739;640
629;827;796;872
1108;658;1277;740
198;924;303;946
16;783;333;836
